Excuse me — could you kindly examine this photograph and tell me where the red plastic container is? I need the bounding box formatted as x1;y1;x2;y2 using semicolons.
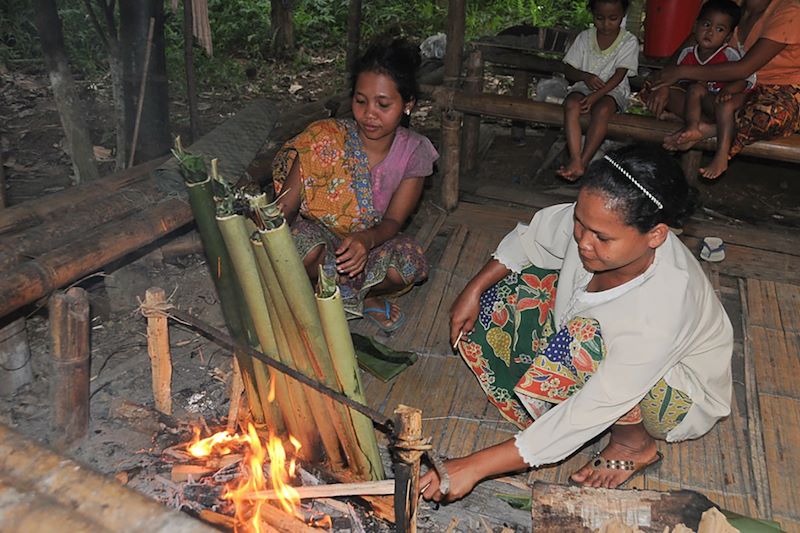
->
644;0;702;58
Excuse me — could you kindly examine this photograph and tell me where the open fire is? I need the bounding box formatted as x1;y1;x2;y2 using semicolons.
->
186;424;315;532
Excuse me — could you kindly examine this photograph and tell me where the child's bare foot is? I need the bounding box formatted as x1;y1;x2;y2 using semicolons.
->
700;155;728;179
556;160;584;182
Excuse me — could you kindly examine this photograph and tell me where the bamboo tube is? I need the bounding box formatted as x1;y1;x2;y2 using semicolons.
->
258;220;369;479
216;214;287;435
393;405;424;533
316;269;384;480
250;236;335;467
180;157;265;423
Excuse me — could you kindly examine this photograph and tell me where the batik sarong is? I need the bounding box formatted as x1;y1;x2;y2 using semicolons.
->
731;84;800;157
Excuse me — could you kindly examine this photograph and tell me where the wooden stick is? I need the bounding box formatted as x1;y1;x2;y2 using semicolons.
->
144;287;172;416
242;480;394;501
227;357;245;432
260;504;318;533
128;17;155;168
49;287;90;449
393;405;424;533
441;110;462;211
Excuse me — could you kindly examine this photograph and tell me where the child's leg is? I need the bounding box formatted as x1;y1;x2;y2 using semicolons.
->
663;86;687;117
579;96;617;170
557;92;585;181
701;93;748;179
664;83;708;149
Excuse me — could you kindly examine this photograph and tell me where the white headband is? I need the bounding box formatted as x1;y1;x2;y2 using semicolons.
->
603;155;663;210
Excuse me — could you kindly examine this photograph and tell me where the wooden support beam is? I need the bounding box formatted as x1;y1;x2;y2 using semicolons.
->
443;0;466;87
49;287;90;449
441;110;462;211
393;405;424;533
461;49;484;174
144;287;172;415
510;70;530;144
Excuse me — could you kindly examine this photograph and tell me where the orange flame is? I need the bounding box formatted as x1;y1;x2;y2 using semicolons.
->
187;426;245;458
224;423;270;532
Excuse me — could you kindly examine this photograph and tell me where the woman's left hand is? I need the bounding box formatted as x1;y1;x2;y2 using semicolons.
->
650;65;682;91
335;232;372;277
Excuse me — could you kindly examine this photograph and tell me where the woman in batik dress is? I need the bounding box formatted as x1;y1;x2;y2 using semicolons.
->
420;146;734;499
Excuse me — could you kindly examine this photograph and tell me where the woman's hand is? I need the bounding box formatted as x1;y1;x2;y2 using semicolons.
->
335;232;372;277
450;286;481;346
650;65;682;91
644;86;670;117
419;456;484;503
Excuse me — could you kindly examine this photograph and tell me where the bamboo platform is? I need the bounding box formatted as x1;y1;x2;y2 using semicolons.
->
352;198;800;532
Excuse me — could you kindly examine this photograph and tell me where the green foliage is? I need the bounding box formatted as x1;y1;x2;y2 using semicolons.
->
0;0;40;63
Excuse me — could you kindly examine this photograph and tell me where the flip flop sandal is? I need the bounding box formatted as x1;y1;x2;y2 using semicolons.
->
700;237;725;262
571;450;664;489
362;300;406;334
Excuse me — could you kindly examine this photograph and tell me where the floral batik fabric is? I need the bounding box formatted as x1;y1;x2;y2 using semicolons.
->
460;265;693;437
731;84;800;158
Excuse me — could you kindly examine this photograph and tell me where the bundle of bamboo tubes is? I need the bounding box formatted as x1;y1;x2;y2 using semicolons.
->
173;141;384;481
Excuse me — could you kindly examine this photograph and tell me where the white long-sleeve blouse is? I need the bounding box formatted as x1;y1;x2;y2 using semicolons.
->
492;203;733;468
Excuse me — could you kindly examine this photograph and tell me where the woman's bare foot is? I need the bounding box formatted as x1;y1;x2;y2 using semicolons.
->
700;155;728;179
662;129;685;151
363;297;404;331
675;127;704;147
570;425;659;488
556;160;584;182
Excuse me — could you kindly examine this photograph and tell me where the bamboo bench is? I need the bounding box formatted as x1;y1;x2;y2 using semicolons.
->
433;88;800;207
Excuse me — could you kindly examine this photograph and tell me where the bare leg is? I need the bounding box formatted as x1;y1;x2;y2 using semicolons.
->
363;267;407;328
556;92;586;181
662;86;687;118
579;96;617;169
665;84;707;150
570;422;659;488
701;93;748;179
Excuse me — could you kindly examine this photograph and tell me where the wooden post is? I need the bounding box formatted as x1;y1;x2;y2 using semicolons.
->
443;0;466;87
510;70;530;144
681;150;702;189
227;357;245;433
49;287;90;448
144;287;172;415
345;0;362;73
393;405;424;533
441;110;462;211
461;49;484;173
183;0;201;142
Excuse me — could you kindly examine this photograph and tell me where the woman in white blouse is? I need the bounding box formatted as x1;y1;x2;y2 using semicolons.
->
421;146;733;500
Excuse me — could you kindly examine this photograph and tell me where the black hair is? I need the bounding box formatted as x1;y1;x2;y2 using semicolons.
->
350;37;421;104
588;0;630;14
582;146;697;232
698;0;741;29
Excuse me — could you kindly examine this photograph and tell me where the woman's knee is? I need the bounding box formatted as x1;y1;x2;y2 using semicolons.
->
303;244;326;273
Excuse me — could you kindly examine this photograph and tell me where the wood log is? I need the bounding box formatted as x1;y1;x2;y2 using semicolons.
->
681;150;703;189
433;89;800;164
443;0;466;86
0;480;108;533
49;287;90;449
531;481;716;532
144;287;172;416
0;423;215;531
461;49;484;174
228;357;245;432
393;405;424;533
243;479;394;500
441;110;462;211
0;197;192;318
0;157;164;237
260;504;319;533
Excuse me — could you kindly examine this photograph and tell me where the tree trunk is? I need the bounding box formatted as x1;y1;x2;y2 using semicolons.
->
270;0;295;59
108;44;127;170
183;0;201;142
119;0;171;165
33;0;100;184
345;0;362;73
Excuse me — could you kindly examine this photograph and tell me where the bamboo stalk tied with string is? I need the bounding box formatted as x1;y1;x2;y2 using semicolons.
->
171;138;265;424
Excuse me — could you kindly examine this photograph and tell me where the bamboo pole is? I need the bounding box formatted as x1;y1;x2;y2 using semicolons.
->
144;287;172;415
258;220;369;479
49;287;90;449
443;0;466;87
181;168;265;424
128;17;155;168
316;270;384;480
441;110;462;211
461;48;484;174
393;405;424;533
250;236;337;468
216;214;287;435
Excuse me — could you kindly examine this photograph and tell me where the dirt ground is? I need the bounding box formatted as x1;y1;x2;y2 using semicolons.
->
1;58;798;531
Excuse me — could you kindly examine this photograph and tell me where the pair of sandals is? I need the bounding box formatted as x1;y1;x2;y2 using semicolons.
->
363;300;406;333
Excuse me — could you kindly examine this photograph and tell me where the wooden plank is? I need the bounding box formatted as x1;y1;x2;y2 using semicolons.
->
740;278;773;520
759;395;800;522
776;281;800;333
444;202;532;236
746;279;783;330
680;236;800;286
751;326;799;399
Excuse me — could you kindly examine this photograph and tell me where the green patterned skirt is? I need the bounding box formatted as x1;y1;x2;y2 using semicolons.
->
459;265;692;439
